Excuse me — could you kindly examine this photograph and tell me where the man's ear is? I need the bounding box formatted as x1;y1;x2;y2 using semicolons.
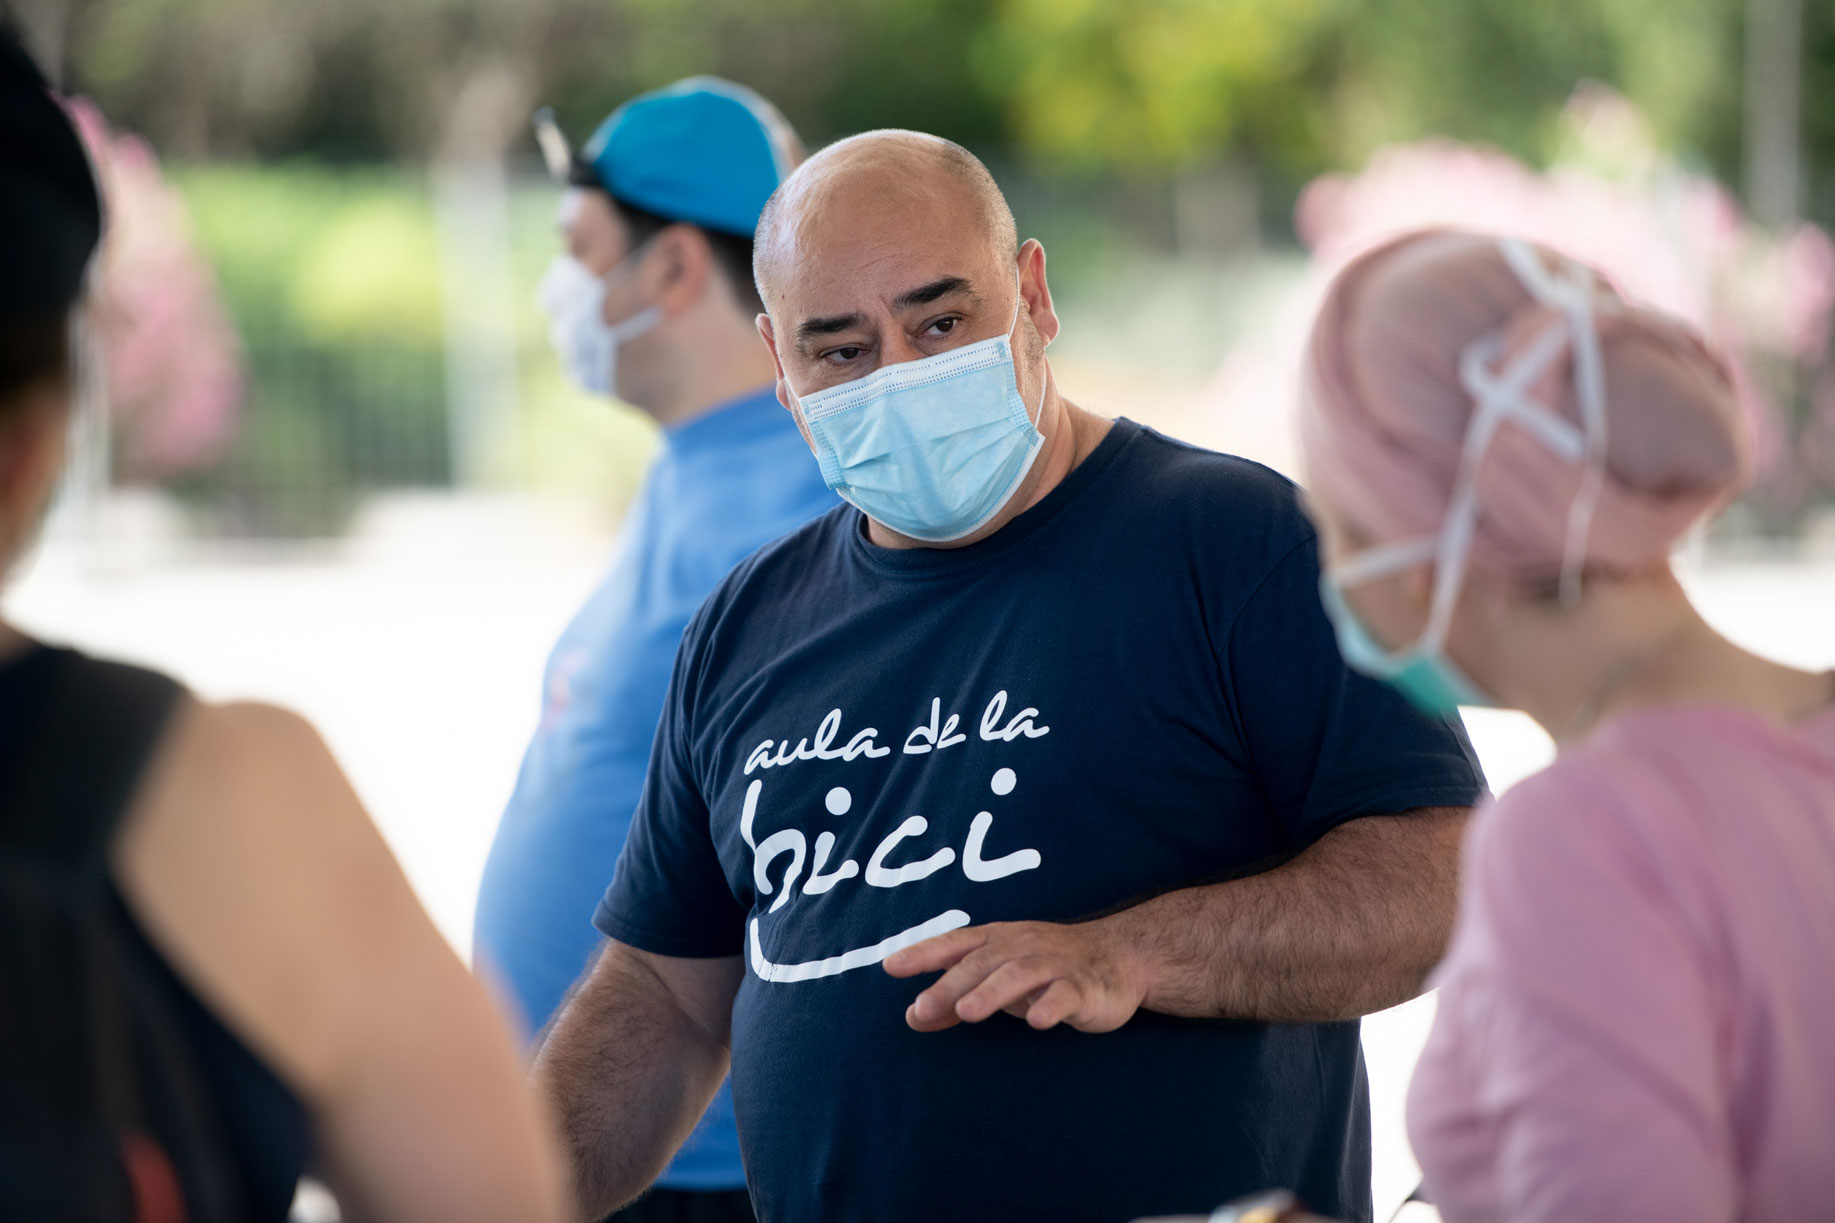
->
1018;238;1060;347
756;314;814;450
651;225;709;316
757;313;794;412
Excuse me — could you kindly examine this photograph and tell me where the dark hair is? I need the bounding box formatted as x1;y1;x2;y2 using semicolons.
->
568;158;763;315
2;28;97;414
0;309;73;411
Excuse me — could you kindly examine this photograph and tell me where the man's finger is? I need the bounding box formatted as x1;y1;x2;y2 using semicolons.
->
954;958;1058;1023
1001;984;1050;1021
907;947;1004;1027
1025;978;1082;1030
905;996;961;1033
883;926;988;978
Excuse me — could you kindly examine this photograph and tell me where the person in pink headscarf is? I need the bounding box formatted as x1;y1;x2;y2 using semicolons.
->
1297;227;1835;1222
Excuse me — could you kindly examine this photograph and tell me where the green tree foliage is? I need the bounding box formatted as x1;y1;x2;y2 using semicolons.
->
173;167;451;533
972;0;1334;171
16;0;1834;532
1318;0;1743;181
30;0;1809;212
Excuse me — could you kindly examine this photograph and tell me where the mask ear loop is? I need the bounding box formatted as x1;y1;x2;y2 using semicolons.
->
1497;239;1610;609
1335;242;1609;663
1420;320;1579;652
1008;264;1050;429
598;237;664;331
1327;313;1576;649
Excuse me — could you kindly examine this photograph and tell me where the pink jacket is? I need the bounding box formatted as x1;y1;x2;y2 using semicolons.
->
1409;700;1835;1222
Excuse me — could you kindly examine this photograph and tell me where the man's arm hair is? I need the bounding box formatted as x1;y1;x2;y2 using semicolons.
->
1114;806;1468;1023
531;942;742;1219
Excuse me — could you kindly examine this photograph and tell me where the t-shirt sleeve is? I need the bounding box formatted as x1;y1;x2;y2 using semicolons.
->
1421;769;1736;1222
593;610;745;958
1223;535;1486;844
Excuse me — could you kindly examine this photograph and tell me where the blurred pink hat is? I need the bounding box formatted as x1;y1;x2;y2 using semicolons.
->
1300;228;1749;586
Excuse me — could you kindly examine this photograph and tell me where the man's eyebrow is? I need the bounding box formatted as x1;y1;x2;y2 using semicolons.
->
892;276;974;311
792;277;978;349
796;312;867;344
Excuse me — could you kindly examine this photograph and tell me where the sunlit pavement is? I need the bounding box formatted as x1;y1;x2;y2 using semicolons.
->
8;497;1831;1220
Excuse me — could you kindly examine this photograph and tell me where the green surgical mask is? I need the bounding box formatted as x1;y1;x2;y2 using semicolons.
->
1317;570;1492;717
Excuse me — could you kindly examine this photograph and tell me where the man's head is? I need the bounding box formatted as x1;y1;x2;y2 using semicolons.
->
539;77;801;414
753;130;1064;547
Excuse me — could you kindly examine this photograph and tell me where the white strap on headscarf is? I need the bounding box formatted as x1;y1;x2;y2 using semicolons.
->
1482;238;1610;607
1328;238;1611;652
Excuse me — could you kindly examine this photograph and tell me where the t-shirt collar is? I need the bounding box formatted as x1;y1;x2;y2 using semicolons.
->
846;417;1142;580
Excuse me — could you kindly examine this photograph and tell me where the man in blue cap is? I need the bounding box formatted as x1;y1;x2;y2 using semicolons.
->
473;77;831;1223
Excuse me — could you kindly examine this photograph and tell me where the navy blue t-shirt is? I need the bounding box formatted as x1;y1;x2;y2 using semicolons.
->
597;418;1485;1223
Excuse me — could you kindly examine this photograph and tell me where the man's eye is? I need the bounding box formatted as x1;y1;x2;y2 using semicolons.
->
928;317;958;336
824;346;865;364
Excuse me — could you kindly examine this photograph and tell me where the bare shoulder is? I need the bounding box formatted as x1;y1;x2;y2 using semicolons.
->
124;696;388;882
148;696;341;798
119;695;388;900
113;696;422;1094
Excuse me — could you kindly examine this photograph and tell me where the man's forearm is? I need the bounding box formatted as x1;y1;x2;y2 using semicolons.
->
531;944;736;1219
1106;806;1468;1023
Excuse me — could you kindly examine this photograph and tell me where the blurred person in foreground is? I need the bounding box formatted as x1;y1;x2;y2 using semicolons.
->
472;78;829;1223
1299;228;1835;1221
533;129;1488;1223
0;33;565;1223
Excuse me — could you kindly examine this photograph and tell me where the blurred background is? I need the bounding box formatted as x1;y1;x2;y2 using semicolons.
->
5;1;1834;1215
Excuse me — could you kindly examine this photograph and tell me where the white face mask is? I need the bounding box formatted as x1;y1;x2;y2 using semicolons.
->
536;248;661;397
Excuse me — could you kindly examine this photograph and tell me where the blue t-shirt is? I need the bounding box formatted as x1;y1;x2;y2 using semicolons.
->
474;387;834;1191
596;418;1486;1222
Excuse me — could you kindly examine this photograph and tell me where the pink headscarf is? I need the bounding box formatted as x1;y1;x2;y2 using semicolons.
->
1299;228;1750;586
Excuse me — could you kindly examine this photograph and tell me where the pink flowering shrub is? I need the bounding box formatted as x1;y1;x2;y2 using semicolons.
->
1214;85;1835;528
67;99;243;481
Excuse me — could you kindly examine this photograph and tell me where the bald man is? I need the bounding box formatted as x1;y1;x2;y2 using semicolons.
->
536;131;1487;1223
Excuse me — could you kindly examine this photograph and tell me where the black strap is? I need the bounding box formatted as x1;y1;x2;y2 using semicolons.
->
0;649;211;1217
1;650;185;872
0;650;253;1221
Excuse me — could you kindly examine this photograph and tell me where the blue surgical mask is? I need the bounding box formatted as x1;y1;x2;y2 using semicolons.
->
1317;237;1613;717
789;273;1046;543
537;249;661;397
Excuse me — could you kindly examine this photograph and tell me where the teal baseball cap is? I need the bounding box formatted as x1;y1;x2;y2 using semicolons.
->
535;77;800;239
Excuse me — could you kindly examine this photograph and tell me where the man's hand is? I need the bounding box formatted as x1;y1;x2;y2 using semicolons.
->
883;918;1147;1033
889;807;1469;1029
